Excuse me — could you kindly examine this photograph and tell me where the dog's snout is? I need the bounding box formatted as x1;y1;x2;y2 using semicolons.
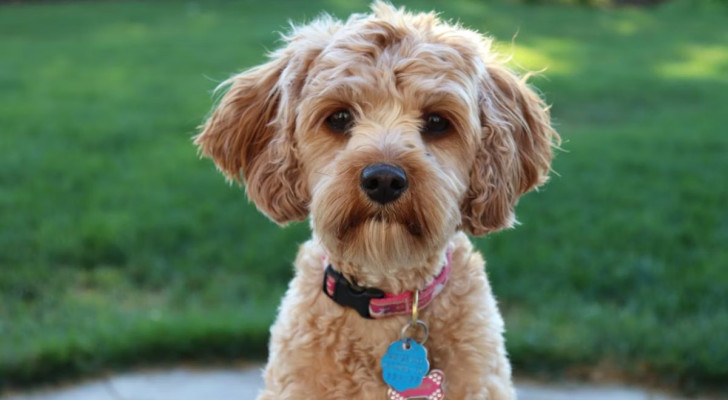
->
360;163;408;205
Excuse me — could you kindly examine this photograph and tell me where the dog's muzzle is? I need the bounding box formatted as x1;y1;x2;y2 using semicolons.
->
360;163;407;205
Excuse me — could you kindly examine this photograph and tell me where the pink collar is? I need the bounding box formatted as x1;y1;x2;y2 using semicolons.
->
322;249;453;319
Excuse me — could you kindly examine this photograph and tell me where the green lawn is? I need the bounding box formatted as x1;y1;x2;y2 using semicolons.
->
1;0;726;394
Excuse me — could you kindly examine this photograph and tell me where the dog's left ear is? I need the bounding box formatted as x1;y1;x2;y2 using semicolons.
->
461;63;560;236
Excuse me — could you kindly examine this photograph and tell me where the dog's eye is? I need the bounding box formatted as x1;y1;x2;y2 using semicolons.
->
325;109;354;134
421;113;450;136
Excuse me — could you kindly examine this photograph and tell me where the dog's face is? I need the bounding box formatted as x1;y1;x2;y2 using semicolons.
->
195;2;557;267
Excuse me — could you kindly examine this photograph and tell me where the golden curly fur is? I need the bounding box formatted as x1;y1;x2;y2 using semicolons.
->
195;2;558;399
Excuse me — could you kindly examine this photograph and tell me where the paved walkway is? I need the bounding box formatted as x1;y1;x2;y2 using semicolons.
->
0;365;703;400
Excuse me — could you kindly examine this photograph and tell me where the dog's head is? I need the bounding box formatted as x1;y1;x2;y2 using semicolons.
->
195;2;558;267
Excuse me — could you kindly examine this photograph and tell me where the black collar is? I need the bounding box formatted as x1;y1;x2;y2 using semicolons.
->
323;265;385;319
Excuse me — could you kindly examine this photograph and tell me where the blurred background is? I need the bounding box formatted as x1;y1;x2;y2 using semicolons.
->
1;0;726;396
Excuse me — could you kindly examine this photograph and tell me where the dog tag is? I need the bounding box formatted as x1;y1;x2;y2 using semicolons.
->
387;369;446;400
381;338;430;391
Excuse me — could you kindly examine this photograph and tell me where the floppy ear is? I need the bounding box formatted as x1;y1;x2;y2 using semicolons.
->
461;63;559;236
194;21;336;225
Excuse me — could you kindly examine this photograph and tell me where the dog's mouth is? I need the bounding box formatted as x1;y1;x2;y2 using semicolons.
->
337;208;424;240
373;212;423;236
377;212;424;237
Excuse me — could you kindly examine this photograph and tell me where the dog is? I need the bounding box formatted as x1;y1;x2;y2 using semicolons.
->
195;2;558;399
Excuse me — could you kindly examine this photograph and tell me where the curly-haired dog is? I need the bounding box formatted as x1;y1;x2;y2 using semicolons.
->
196;2;558;399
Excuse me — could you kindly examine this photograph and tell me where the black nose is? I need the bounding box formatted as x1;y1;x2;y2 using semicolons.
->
360;163;408;205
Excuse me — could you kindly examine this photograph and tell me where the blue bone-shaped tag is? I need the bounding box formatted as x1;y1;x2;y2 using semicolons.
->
381;338;430;391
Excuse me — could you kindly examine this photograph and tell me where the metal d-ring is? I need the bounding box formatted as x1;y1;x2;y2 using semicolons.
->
411;290;419;327
400;319;429;346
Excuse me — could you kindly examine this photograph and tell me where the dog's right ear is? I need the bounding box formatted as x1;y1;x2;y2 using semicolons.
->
194;20;337;225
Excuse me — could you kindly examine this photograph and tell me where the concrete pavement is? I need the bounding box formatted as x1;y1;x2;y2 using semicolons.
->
1;365;705;400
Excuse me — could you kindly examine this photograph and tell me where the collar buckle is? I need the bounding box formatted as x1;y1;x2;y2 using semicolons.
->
323;265;385;319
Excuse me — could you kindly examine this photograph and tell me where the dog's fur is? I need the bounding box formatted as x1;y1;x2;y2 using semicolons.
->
195;3;558;399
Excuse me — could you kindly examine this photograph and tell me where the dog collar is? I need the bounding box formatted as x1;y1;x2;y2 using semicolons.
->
322;249;452;319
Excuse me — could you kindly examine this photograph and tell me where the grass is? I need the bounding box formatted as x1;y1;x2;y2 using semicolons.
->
1;0;727;394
